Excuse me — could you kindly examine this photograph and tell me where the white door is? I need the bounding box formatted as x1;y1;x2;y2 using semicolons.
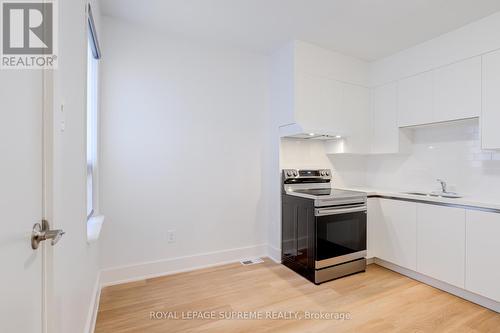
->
0;70;45;331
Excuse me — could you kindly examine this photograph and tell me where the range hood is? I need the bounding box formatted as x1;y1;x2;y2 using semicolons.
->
279;123;343;141
286;133;341;140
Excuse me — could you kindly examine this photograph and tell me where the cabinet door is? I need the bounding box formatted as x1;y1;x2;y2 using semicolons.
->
482;50;500;150
371;83;399;153
398;71;433;127
417;204;465;288
295;73;344;132
367;198;381;258
433;57;481;123
342;84;370;153
375;199;417;270
466;210;500;302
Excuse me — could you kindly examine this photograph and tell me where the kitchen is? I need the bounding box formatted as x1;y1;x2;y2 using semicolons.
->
276;37;500;310
1;1;500;332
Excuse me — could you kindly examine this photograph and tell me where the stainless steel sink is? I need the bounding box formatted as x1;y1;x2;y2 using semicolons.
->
402;191;463;199
403;191;428;196
434;192;463;199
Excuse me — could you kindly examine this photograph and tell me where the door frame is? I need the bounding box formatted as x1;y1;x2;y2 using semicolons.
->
42;67;54;333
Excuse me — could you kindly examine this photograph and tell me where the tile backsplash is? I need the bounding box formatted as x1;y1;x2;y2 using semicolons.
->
280;118;500;200
363;119;500;199
280;138;367;188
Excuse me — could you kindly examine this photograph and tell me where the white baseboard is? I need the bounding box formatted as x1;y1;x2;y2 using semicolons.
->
100;244;268;287
84;272;101;333
374;258;500;313
267;244;281;263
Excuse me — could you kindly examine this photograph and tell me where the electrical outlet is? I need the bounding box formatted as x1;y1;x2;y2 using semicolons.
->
167;230;176;243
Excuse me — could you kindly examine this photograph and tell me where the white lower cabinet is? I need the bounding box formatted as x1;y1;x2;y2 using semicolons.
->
369;197;500;304
465;210;500;302
369;198;417;270
416;204;466;288
367;198;379;258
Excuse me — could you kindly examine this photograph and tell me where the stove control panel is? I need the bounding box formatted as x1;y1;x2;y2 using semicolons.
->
282;169;332;183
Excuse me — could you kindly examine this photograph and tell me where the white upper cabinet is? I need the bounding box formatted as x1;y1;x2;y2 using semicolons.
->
274;41;488;153
371;82;400;153
295;73;345;133
272;41;370;146
416;204;465;288
433;57;481;123
397;71;433;127
465;210;500;302
482;50;500;150
397;57;481;128
339;84;371;154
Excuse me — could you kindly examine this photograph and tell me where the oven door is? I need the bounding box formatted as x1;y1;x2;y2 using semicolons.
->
315;204;367;269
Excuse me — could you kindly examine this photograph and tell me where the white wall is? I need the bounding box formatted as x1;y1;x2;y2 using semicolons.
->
295;40;369;86
50;1;102;333
99;17;270;272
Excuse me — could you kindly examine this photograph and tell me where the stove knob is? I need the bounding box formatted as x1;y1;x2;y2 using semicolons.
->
320;170;325;176
287;171;292;177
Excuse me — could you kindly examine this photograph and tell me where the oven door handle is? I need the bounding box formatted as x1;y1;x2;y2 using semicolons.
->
315;205;367;216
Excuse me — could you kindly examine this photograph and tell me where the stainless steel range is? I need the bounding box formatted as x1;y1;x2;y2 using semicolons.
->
281;169;367;284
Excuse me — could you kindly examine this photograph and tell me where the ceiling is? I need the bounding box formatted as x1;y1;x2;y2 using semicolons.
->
101;0;500;61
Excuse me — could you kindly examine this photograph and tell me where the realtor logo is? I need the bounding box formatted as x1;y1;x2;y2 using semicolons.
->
1;0;57;69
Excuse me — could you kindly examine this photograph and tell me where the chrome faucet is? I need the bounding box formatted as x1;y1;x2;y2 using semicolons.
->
437;179;447;193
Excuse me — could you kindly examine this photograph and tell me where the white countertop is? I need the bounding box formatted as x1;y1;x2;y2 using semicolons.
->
334;186;500;211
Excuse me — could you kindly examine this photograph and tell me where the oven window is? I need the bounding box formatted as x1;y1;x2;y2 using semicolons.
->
316;211;366;261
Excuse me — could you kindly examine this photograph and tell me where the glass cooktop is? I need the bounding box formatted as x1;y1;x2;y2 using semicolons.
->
293;188;334;196
288;188;365;200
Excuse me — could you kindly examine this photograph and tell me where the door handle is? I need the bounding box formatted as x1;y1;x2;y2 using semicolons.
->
315;205;367;216
31;220;65;249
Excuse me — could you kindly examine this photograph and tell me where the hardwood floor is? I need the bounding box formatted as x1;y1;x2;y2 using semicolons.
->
95;259;500;333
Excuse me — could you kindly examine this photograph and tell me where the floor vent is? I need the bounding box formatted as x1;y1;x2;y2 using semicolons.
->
240;258;264;266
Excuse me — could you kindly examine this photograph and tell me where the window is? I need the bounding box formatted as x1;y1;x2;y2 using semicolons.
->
87;4;101;219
